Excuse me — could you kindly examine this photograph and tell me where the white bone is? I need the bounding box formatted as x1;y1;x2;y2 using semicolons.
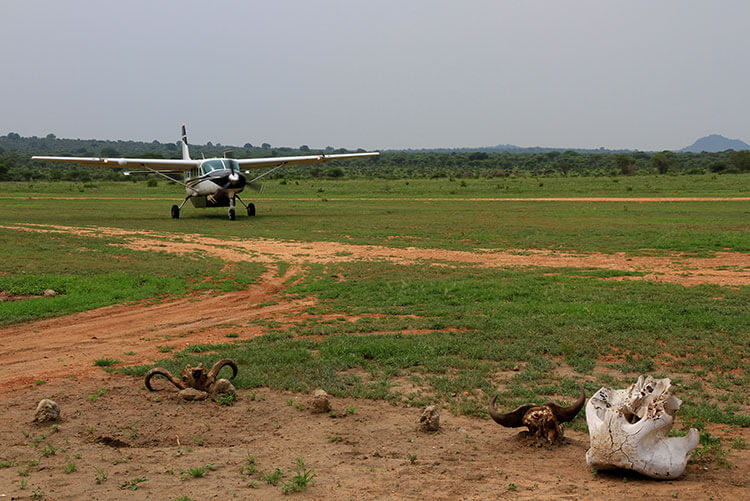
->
585;376;699;479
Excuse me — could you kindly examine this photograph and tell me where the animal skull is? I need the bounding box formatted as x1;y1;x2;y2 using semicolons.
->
585;376;699;479
488;387;585;443
145;358;238;398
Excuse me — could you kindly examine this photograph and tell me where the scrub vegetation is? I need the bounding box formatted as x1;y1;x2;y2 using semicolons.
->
2;132;750;181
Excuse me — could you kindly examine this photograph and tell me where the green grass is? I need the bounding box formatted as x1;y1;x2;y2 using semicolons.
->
0;177;748;255
0;228;264;325
181;463;214;480
94;358;121;367
121;262;748;426
5;174;746;198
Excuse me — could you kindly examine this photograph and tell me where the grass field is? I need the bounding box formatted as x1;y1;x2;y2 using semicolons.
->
1;176;748;254
1;176;748;431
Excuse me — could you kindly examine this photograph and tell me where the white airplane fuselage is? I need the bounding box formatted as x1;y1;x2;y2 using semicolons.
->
184;158;247;207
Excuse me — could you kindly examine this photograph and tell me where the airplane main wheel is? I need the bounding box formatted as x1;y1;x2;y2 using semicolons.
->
171;205;180;219
247;203;256;217
228;208;236;221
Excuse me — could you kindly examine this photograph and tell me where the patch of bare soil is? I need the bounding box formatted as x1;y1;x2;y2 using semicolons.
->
2;223;749;286
0;378;747;500
0;265;312;394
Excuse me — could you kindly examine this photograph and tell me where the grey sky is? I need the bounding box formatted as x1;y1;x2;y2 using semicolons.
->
1;0;748;151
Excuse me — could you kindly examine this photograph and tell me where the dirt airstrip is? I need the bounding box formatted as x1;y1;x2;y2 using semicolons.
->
0;223;748;499
3;222;749;287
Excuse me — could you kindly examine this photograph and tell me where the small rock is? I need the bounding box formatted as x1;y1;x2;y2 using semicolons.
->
309;389;331;414
34;399;60;423
179;388;208;401
210;379;236;398
43;289;57;297
419;405;440;432
513;365;520;371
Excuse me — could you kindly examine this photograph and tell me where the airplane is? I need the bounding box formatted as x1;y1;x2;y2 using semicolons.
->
33;125;379;220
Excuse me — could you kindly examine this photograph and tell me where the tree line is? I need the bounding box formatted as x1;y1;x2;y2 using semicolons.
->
1;132;748;182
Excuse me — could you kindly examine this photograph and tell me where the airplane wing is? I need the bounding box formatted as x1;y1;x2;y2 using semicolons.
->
31;156;200;172
236;151;379;169
32;152;378;171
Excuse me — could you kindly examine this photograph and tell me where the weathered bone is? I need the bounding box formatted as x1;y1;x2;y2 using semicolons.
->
145;359;238;396
585;376;699;479
145;367;185;391
207;359;238;381
488;387;585;443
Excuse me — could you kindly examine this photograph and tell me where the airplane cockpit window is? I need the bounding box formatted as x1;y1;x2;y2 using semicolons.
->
201;159;224;174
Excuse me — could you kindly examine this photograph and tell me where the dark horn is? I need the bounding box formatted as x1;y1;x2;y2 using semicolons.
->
546;386;586;424
145;368;185;391
207;359;238;380
488;395;536;428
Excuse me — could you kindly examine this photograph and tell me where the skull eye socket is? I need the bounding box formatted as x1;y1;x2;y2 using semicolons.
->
623;410;639;424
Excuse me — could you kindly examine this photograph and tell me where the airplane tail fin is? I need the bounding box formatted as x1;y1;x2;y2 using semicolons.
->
181;124;191;160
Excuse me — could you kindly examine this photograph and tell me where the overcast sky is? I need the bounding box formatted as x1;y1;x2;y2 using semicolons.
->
1;1;748;151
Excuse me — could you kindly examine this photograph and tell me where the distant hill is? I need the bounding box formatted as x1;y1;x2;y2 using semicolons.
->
679;134;750;153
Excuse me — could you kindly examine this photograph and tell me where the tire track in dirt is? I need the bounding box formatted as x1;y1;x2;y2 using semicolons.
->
3;223;749;286
0;264;312;393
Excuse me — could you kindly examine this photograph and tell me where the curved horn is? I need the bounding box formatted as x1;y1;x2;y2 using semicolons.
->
545;386;586;424
207;359;238;381
145;367;185;391
488;395;536;428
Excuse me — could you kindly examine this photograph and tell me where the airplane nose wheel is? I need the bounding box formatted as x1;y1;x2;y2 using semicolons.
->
171;205;180;219
228;208;236;220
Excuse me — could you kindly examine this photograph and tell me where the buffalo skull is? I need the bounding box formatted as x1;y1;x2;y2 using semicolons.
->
145;359;238;398
488;387;585;443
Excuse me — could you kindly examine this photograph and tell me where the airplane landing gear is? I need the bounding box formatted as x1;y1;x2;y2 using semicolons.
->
172;196;190;219
228;195;237;220
235;195;255;217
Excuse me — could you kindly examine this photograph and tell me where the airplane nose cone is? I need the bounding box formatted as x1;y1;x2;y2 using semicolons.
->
229;172;246;190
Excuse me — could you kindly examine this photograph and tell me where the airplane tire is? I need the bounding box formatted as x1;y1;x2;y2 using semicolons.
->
228;208;236;221
247;203;256;217
171;205;180;219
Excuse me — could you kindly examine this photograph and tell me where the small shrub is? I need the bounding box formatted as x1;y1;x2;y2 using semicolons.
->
181;463;214;480
119;477;148;490
262;468;283;486
94;466;108;484
216;393;235;406
94;358;120;367
281;458;316;494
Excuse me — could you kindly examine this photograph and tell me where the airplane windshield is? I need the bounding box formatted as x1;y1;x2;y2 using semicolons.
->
201;159;239;174
201;160;224;173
